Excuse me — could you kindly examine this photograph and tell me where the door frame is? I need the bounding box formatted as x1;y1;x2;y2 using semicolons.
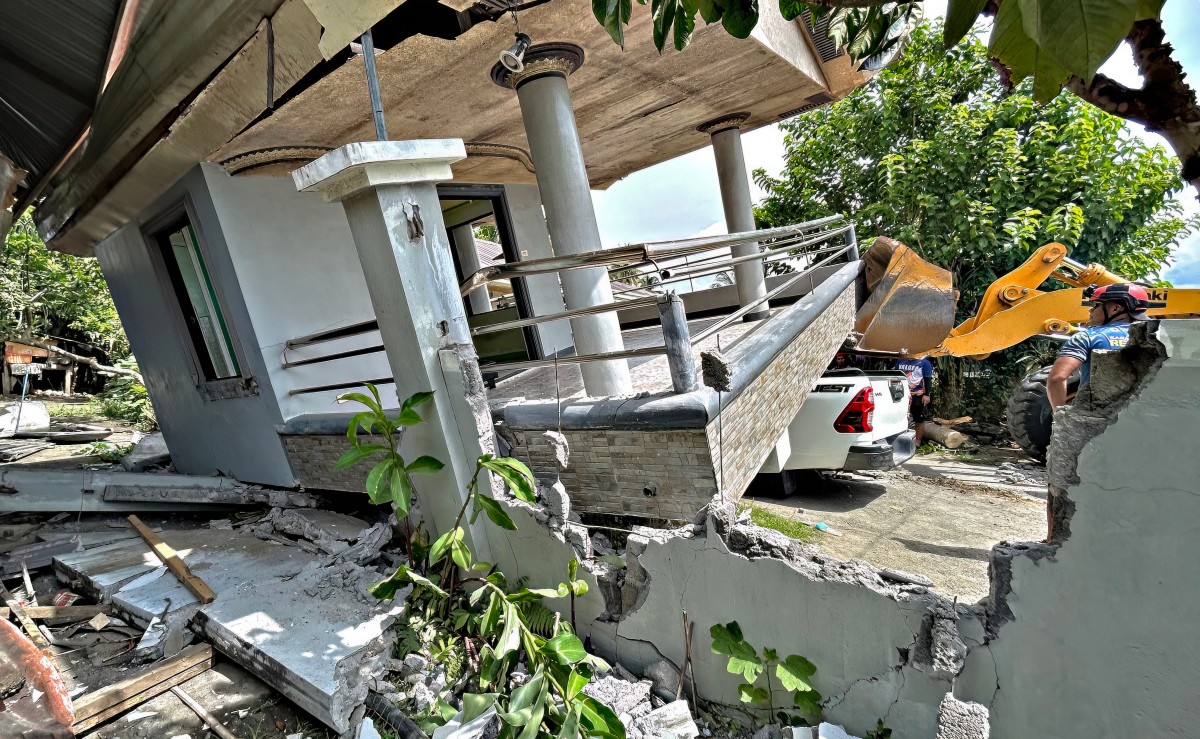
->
438;184;544;361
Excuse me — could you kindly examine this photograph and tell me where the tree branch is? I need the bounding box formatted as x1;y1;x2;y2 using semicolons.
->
1065;73;1153;126
15;339;143;384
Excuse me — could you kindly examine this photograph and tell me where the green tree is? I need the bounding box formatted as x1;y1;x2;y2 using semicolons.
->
0;214;128;359
593;1;1199;199
753;23;1195;417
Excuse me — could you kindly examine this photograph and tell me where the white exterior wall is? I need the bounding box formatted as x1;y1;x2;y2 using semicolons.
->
199;164;399;419
93;167;296;486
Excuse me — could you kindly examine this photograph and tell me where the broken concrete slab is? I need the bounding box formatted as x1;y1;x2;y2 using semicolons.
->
121;432;170;472
56;525;404;734
268;508;369;553
0;400;50;436
194;562;405;733
0;468;319;511
936;694;989;739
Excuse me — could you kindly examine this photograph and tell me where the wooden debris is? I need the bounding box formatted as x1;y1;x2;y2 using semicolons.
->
127;515;215;604
924;423;968;449
170;685;239;739
0;581;49;648
932;416;972;427
20;560;37;606
0;604;109;622
71;644;213;733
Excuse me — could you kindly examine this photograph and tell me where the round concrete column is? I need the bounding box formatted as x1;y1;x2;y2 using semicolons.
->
451;224;492;314
700;114;769;322
493;44;632;397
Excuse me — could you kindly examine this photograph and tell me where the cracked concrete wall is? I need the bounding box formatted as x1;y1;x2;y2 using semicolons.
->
484;319;1200;738
954;320;1200;738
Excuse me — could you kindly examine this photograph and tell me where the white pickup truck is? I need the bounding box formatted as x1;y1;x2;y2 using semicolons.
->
758;369;916;476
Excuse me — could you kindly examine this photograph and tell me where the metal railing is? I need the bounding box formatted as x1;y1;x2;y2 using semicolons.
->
281;218;857;397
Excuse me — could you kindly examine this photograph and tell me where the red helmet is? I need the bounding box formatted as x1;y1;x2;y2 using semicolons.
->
1086;283;1151;313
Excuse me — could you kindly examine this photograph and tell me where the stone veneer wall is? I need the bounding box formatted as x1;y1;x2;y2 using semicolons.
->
706;285;855;499
508;429;717;519
281;434;386;492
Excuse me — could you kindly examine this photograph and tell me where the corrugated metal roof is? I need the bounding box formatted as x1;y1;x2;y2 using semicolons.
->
0;0;121;207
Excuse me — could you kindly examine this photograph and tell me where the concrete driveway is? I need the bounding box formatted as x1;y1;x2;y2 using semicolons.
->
746;455;1047;603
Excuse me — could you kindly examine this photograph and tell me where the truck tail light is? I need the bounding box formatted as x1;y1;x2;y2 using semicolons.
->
834;387;875;433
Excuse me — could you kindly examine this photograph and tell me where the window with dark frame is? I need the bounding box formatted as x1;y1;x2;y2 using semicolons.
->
151;215;241;381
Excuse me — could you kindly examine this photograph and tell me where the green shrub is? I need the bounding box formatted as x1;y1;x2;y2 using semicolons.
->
97;359;157;430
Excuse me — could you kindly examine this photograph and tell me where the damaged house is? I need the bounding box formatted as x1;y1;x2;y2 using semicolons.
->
2;1;1200;737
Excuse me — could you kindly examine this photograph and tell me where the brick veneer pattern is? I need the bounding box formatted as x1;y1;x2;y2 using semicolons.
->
282;434;388;492
705;285;855;500
508;428;717;520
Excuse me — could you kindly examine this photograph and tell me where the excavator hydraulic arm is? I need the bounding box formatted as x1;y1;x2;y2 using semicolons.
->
856;240;1200;358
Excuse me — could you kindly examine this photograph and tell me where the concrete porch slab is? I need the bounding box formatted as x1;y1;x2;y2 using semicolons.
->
53;527;405;733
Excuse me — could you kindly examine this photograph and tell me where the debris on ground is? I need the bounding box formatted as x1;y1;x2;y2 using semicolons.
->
120;432;170;472
994;462;1047;486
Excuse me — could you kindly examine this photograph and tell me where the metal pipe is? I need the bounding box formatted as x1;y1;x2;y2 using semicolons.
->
658;293;698;393
360;29;387;141
609;237;851;298
458;216;847;295
470;295;660;336
479;346;667;374
690;243;854;345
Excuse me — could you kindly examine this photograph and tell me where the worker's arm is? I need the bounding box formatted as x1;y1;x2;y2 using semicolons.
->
1047;356;1082;408
922;360;934;405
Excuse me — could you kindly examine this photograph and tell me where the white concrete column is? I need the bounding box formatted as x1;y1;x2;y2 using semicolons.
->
451;224;492;314
700;114;769;321
293;140;491;555
493;44;632;397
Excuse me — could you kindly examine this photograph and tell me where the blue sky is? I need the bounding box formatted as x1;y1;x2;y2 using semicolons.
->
593;1;1200;285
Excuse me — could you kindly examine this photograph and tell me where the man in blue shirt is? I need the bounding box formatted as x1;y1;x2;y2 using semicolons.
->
1047;283;1151;408
896;355;935;445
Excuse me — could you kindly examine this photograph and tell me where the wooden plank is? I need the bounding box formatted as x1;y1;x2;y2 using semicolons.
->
127;515;215;604
170;686;239;739
72;659;213;733
72;643;213;723
0;604;109;621
0;581;49;648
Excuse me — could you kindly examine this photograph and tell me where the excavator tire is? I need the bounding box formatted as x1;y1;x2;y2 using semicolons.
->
1006;365;1080;462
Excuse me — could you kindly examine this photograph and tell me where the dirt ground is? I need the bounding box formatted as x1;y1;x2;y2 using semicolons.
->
746;451;1048;604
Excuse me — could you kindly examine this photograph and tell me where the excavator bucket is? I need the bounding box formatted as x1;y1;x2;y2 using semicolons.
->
855;237;956;355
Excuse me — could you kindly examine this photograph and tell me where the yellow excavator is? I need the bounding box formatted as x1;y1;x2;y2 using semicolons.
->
854;238;1200;459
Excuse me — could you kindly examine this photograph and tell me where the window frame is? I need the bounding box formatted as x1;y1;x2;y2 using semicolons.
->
143;199;257;401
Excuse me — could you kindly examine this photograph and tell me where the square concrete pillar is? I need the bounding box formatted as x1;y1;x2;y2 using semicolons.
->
294;140;492;555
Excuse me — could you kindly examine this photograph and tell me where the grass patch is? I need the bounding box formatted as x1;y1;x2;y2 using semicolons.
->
743;503;819;543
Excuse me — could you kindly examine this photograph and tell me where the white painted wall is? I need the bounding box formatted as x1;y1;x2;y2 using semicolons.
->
200;164;399;419
94;167;296;486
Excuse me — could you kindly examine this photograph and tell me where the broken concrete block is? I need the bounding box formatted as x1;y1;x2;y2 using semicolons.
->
539;479;570;522
753;726;783;739
641;700;699;739
583;675;652;716
816;724;861;739
270;508;369;554
912;604;967;679
0;400;50;436
120;432;170;472
356;717;383;739
541;430;570;469
936;694;989;739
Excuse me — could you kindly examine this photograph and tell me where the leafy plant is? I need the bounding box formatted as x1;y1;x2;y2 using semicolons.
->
337;385;625;738
865;718;893;739
83;441;133;463
97;360;157;430
710;621;821;727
